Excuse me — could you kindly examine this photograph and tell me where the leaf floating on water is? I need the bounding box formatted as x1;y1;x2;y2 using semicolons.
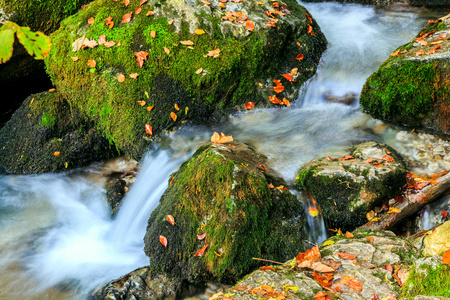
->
159;235;168;247
194;244;208;257
197;232;206;240
145;123;153;135
166;215;175;225
244;102;255;110
122;12;132;23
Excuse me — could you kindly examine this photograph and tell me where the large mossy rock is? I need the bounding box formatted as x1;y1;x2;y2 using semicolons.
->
408;0;450;7
45;0;327;158
0;91;117;174
143;141;309;283
296;141;407;231
360;18;450;135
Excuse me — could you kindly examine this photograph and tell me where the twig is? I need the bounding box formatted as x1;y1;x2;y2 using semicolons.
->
252;257;290;265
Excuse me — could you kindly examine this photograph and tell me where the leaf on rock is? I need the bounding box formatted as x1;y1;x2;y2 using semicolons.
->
283;98;290;106
231;285;247;291
54;151;60;156
145;123;153;135
147;105;154;111
366;236;374;243
346;231;354;238
416;50;424;56
336;252;357;260
180;40;194;46
244;102;255;110
296;244;320;263
305;12;313;23
174;103;180;111
87;59;96;68
16;27;51;59
382;155;394;162
166;215;175;225
122;12;132;23
168;19;174;25
245;20;255;31
387;207;401;214
0;29;15;63
135;51;148;68
443;249;450;265
118;73;125;82
442;211;448;218
341;275;362;291
170;112;177;121
298;261;334;273
321;258;341;271
159;235;167;247
140;0;148;4
313;271;333;288
194;244;208;257
269;95;282;104
307;24;316;36
315;291;332;300
211;132;233;144
146;11;155;16
273;85;284;93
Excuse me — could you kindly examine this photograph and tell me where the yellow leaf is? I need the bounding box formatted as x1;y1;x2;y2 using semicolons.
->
388;207;401;214
65;162;68;168
195;29;205;35
151;30;156;38
366;210;375;221
168;20;174;25
308;207;319;217
321;240;335;246
185;106;189;115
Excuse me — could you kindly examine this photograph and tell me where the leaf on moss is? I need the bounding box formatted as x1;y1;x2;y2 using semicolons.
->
194;244;208;256
180;40;194;46
195;29;206;35
124;0;130;6
135;51;148;68
166;215;175;225
122;12;132;23
105;16;114;28
135;7;142;14
145;124;153;135
88;17;95;24
159;235;167;247
118;73;125;82
87;59;96;68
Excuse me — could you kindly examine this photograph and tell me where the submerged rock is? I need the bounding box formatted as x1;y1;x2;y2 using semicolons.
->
45;0;327;158
144;141;309;283
0;91;117;174
360;17;450;136
297;141;407;231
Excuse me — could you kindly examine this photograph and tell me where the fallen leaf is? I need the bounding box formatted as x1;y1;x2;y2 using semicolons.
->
88;17;94;25
395;195;404;203
259;266;275;271
273;85;284;93
340;275;362;291
296;244;321;263
105;16;114;28
388;207;401;214
124;0;130;6
195;29;205;35
137;100;146;106
361;192;368;199
211;132;233;144
427;45;441;54
118;73;126;82
281;74;295;82
231;285;248;291
54;151;60;156
442;211;448;218
87;59;96;68
104;41;116;48
195;244;208;256
129;73;139;79
321;258;341;271
166;215;175;225
145;123;153;135
221;296;235;300
164;47;170;54
290;68;298;76
315;291;332;300
195;68;203;74
180;40;194;46
197;232;206;240
244;102;255;110
146;106;154;111
146;11;155;16
346;231;354;238
246;20;255;31
366;236;374;243
168;19;174;25
307;24;315;36
174;104;180;111
71;56;79;61
269;95;282;104
372;293;378;300
135;51;148;68
390;49;407;56
207;48;221;58
160;235;167;247
169;177;174;185
385;264;393;273
313;272;334;288
151;30;156;38
170;112;177;121
140;0;148;5
283;98;290;106
49;88;56;92
295;53;304;61
336;252;357;260
382;155;394;162
297;261;334;273
443;249;450;265
135;7;142;14
122;12;132;23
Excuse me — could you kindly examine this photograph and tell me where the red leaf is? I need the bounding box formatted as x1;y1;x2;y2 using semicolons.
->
122;12;132;23
442;211;448;218
336;252;357;260
443;249;450;264
259;266;275;271
295;53;304;61
245;20;255;31
135;51;148;68
366;236;374;243
194;244;208;256
281;74;295;82
166;215;175;225
145;123;153;135
244;102;255;110
395;195;404;203
197;232;206;240
372;293;378;300
159;235;167;247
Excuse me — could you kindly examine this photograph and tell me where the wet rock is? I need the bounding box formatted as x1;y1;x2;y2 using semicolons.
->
408;0;450;8
300;0;396;7
90;267;180;300
144;141;309;283
422;220;450;256
296;141;407;231
324;91;357;105
45;0;327;158
0;91;117;174
105;178;126;216
360;17;450;136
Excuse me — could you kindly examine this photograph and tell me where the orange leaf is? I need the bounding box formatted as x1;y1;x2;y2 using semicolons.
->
122;12;132;23
146;11;155;16
166;215;175;225
135;51;148;68
159;235;167;247
231;285;247;291
118;73;126;82
259;266;275;271
104;41;116;48
281;74;295;82
443;249;450;264
282;98;290;106
168;19;174;25
88;17;95;25
341;276;362;291
146;106;154;111
150;30;156;38
427;45;441;54
145;124;153;135
71;56;79;61
313;271;333;288
307;24;316;36
246;20;255;31
346;231;354;238
296;244;321;263
244;102;255;110
54;151;60;156
315;291;332;300
124;0;130;6
385;264;393;273
295;53;304;61
137;100;146;106
195;244;208;256
382;155;394;162
273;85;284;93
170;112;177;121
164;47;170;54
372;293;378;300
97;34;106;45
169;176;174;185
222;296;235;300
268;183;275;189
273;79;282;87
129;73;139;79
269;95;282;104
207;49;221;57
336;252;357;260
366;236;374;243
140;0;148;4
87;59;96;68
195;68;203;74
180;40;194;46
135;7;142;14
211;132;233;144
197;232;206;240
416;50;424;56
105;16;114;28
305;12;313;23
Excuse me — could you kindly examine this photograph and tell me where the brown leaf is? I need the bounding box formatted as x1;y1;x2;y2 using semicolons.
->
104;41;116;48
164;47;170;54
315;291;332;300
122;12;132;23
194;244;208;256
146;11;155;16
145;124;153;135
151;30;156;38
207;48;221;58
135;51;148;68
71;56;79;61
313;271;333;288
385;264;393;273
168;19;174;25
159;235;167;247
197;232;206;240
87;59;96;68
170;112;177;121
195;68;203;74
382;155;394;162
118;73;126;82
321;258;341;271
336;252;357;260
231;285;247;291
340;275;362;291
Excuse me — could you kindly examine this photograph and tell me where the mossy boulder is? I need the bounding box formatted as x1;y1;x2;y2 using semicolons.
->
0;91;117;174
408;0;450;7
143;141;309;283
422;220;450;257
45;0;327;158
296;141;406;231
360;18;450;136
300;0;395;7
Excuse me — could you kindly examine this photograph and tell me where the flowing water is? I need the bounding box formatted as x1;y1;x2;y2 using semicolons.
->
0;4;448;299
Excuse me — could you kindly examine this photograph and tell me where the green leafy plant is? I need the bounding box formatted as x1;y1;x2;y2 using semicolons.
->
0;21;51;63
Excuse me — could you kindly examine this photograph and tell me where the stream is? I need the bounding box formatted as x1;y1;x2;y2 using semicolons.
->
0;3;448;299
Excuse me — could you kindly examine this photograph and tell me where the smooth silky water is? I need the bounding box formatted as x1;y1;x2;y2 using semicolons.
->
0;4;447;299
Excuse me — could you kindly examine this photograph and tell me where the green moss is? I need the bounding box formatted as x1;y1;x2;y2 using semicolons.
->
401;263;450;298
39;111;56;128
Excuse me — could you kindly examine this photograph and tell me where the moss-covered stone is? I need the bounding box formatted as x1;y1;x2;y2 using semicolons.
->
0;91;117;174
143;141;309;283
296;141;406;231
360;19;450;136
300;0;395;7
44;0;327;158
